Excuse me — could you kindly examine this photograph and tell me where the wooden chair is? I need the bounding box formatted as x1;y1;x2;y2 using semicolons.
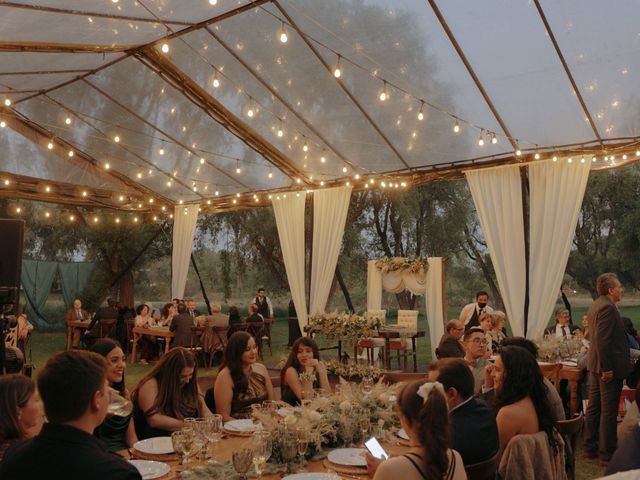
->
555;412;584;480
189;326;207;367
262;318;273;356
354;338;381;365
99;319;117;339
388;310;419;372
539;362;562;389
464;450;500;480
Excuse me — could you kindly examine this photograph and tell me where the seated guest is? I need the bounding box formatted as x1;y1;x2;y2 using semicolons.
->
200;304;229;357
90;339;137;452
0;351;140;479
65;298;89;348
462;327;490;394
427;358;499;465
0;375;44;460
134;304;156;364
491;346;560;452
186;299;201;319
369;380;466;480
479;312;496;354
170;303;196;349
159;302;176;327
488;311;507;352
281;337;331;405
436;320;465;359
214;331;274;421
85;298;119;345
621;317;640;361
227;305;243;338
490;337;565;422
544;307;579;339
132;347;211;439
245;304;264;340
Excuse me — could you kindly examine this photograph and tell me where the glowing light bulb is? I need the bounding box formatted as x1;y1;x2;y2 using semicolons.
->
478;135;484;146
296;178;301;184
69;215;75;221
115;217;120;223
279;24;288;43
119;195;124;201
303;141;308;152
623;154;628;160
81;191;87;197
0;121;5;128
105;163;110;170
114;135;120;143
453;119;460;133
333;56;343;78
137;173;142;179
3;179;8;185
236;166;241;174
491;133;498;144
45;186;51;192
277;126;284;137
268;170;273;179
247;107;254;118
16;207;21;213
516;149;522;156
320;155;326;163
47;142;54;150
552;156;558;162
534;153;540;160
3;98;11;106
568;157;573;163
133;217;138;223
212;76;220;88
355;174;360;180
209;0;217;5
45;212;50;218
342;165;348;173
65;117;71;125
153;216;158;221
161;42;169;53
68;150;74;157
379;89;387;102
636;150;640;157
159;147;165;155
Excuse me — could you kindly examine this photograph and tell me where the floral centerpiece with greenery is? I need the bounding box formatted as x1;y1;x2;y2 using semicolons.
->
308;311;382;343
325;360;382;381
375;256;429;274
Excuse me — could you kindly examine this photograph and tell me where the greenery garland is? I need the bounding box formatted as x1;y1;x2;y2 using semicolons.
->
375;256;429;274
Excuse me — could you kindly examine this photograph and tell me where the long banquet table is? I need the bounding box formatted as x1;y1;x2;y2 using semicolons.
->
130;326;175;363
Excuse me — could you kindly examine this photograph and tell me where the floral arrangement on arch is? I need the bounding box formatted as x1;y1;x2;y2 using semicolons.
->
375;256;429;274
308;311;382;342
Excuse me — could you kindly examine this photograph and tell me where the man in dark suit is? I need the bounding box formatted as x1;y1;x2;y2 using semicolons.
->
428;358;499;465
436;319;465;359
170;302;196;348
544;307;580;338
583;272;631;465
84;298;119;345
0;351;141;479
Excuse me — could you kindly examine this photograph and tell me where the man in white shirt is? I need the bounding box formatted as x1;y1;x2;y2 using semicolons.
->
544;307;579;338
459;290;493;331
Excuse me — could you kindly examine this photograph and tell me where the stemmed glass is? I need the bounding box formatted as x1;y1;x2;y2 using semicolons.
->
205;414;223;464
190;418;209;459
359;413;371;442
106;388;133;417
361;377;374;396
340;417;355;448
171;428;195;469
281;437;298;474
232;446;254;480
295;426;309;471
251;430;272;479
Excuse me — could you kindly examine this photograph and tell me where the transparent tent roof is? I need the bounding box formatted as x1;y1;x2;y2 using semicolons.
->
0;0;639;213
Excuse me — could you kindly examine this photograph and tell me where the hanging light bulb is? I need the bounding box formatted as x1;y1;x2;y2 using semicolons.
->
212;71;220;88
515;149;522;156
47;141;54;150
417;102;425;121
209;0;217;5
159;143;165;155
278;22;288;43
0;121;5;128
534;152;541;160
552;156;558;162
246;99;255;118
332;55;343;78
303;140;308;152
453;118;460;133
3;98;11;107
268;168;273;179
342;165;348;173
65;117;72;125
69;215;75;221
277;123;284;138
636;150;640;156
491;132;498;144
114;135;120;143
378;81;389;102
478;131;485;146
161;42;169;53
320;155;326;163
68;150;74;157
104;162;110;170
200;157;205;165
236;161;241;174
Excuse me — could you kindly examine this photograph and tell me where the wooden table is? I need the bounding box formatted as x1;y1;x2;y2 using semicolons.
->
559;366;583;417
65;320;90;351
377;328;426;372
130;326;175;363
127;432;410;479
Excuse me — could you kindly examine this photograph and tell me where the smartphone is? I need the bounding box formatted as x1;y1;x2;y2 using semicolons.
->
364;437;389;460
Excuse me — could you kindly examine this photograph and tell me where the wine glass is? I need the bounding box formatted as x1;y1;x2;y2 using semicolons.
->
280;437;298;474
262;400;278;416
295;426;309;471
191;418;209;459
232;446;253;480
359;413;371;442
361;377;374;395
251;430;272;479
107;388;133;417
171;428;194;468
205;414;223;464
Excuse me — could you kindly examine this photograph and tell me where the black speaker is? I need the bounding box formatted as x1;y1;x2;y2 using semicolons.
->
0;219;24;315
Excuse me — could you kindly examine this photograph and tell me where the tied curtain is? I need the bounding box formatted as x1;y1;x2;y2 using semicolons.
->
465;165;526;337
21;260;58;328
58;262;96;308
309;185;352;315
527;158;590;339
172;204;200;300
272;193;308;331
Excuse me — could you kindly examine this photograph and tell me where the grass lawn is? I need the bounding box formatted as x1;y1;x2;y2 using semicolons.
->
27;305;640;480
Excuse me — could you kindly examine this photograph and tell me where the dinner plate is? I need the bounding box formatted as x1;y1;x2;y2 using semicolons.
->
282;474;339;480
327;448;367;467
224;419;256;432
133;437;174;455
129;460;171;479
397;428;409;440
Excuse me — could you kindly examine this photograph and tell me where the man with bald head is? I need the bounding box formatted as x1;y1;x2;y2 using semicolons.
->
436;319;466;359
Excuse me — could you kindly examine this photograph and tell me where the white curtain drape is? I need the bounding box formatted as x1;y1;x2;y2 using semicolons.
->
367;260;383;311
426;258;445;358
171;203;200;300
466;165;526;337
310;186;352;315
527;158;590;339
272;193;307;331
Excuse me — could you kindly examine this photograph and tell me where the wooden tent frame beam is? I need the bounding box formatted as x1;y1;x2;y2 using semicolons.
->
0;41;136;54
137;47;309;183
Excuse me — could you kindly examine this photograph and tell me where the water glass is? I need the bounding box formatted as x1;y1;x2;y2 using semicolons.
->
171;428;194;466
262;400;278;416
296;426;309;470
107;388;133;417
281;437;298;474
251;430;272;479
232;447;253;480
340;417;355;447
205;414;223;464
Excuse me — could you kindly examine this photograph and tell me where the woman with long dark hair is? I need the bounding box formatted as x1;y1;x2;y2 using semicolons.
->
280;337;331;405
0;375;44;460
134;303;156;364
90;339;137;452
492;345;559;451
372;380;465;480
132;347;211;439
214;331;274;421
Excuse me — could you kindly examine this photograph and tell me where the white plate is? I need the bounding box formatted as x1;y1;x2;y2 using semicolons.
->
327;448;367;467
129;460;171;479
283;474;339;480
397;428;409;440
224;419;255;432
133;437;174;455
277;407;293;417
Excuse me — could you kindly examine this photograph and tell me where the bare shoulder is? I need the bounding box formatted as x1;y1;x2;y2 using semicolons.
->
252;363;269;376
215;368;232;384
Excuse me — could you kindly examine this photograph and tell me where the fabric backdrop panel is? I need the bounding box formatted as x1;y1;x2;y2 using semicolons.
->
426;257;445;358
466;165;527;337
21;259;58;328
272;193;308;330
58;262;96;308
310;185;352;315
528;158;590;339
367;260;383;311
172;204;200;300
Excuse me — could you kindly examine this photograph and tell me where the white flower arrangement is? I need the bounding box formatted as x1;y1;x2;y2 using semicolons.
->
308;311;382;342
375;256;429;274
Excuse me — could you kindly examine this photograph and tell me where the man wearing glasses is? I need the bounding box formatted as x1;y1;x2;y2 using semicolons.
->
463;327;491;394
436;319;466;359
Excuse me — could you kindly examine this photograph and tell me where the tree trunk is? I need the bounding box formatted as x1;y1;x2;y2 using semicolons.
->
118;270;135;308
